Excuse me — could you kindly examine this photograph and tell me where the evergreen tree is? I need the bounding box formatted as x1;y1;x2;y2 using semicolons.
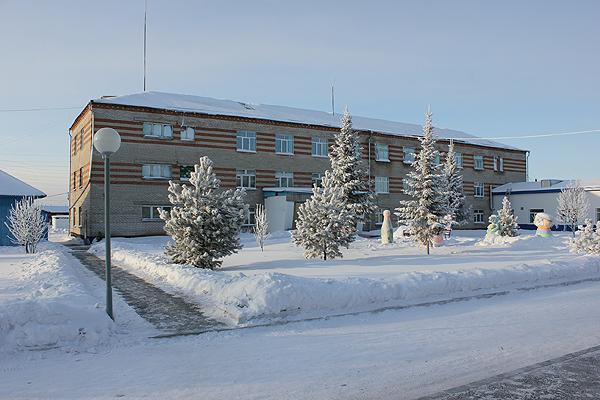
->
292;185;356;260
395;108;446;254
160;156;248;269
322;108;375;225
495;196;519;237
570;219;600;255
442;141;468;225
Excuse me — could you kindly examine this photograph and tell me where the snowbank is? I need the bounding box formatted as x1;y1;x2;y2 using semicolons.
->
89;234;600;326
0;246;114;352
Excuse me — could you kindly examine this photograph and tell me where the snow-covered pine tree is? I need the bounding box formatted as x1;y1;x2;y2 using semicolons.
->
159;156;248;269
496;196;519;237
254;203;269;252
442;141;468;225
395;107;446;254
569;219;600;254
557;181;589;237
322;108;375;226
4;197;47;253
292;185;356;260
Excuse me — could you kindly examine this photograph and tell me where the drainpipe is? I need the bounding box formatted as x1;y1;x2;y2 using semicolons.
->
68;128;72;236
526;150;530;182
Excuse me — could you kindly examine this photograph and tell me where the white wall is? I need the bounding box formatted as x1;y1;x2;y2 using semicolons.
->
264;196;295;232
51;215;69;230
493;189;600;225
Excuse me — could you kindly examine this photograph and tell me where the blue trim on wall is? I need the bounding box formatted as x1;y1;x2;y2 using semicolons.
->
493;189;563;195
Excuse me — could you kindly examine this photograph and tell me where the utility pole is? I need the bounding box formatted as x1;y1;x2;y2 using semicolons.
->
143;0;147;91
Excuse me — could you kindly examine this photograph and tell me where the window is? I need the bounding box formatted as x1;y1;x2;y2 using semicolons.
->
375;176;389;194
402;178;410;194
243;209;256;227
474;155;484;170
312;136;328;157
276;171;294;188
77;207;82;227
180;126;195;141
529;209;544;223
493;157;498;171
179;165;194;181
275;134;294;155
78;168;83;188
72;171;76;190
236;169;256;189
312;172;324;187
236;130;256;152
142;206;172;221
596;208;600;223
79;128;84;150
143;122;173;139
474;182;485;197
403;147;415;164
73;134;78;154
499;157;504;172
142;164;172;179
455;152;463;169
473;209;485;224
375;143;389;162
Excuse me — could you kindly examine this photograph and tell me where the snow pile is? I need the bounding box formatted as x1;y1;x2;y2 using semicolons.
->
90;236;600;326
0;247;114;352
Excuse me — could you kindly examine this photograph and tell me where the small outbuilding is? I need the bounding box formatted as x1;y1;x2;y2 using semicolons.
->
0;170;46;246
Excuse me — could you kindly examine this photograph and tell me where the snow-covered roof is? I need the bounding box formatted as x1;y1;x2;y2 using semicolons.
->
492;179;600;194
93;91;522;151
41;205;69;214
0;170;45;197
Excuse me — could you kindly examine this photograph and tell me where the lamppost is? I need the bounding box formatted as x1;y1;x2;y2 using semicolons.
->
93;128;121;320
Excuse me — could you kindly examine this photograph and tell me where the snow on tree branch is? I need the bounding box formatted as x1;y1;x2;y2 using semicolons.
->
4;197;47;253
556;181;589;237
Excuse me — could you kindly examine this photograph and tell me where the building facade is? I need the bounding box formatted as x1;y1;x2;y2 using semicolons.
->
69;92;528;238
492;179;600;230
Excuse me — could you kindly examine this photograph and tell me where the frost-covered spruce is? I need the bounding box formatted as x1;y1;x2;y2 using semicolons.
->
557;181;590;237
159;156;248;269
254;204;269;252
5;197;47;253
292;186;356;260
322;108;375;225
496;196;519;237
395;108;446;254
570;219;600;255
442;141;469;225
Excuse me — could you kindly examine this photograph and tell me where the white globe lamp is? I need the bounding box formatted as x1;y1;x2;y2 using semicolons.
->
93;127;121;156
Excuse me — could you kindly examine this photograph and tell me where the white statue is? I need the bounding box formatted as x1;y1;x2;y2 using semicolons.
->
381;210;394;244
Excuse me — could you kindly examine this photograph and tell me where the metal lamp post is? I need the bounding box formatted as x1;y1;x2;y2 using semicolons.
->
93;128;121;320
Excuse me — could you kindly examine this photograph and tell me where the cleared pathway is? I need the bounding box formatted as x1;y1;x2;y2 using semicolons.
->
65;243;225;335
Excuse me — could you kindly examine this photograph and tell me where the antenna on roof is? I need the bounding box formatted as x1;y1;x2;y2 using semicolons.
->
143;0;147;91
331;81;335;115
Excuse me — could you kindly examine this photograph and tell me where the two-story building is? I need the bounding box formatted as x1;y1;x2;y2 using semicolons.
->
68;91;528;238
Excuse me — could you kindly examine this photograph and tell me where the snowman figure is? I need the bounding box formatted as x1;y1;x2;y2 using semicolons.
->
534;213;553;238
381;210;394;244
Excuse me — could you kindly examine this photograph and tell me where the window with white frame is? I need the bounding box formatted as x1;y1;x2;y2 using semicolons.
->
312;172;324;187
312;136;328;157
375;176;389;194
473;209;484;224
179;165;194;181
142;164;172;179
236;130;256;152
474;155;484;170
499;157;504;172
275;134;294;155
455;152;463;168
375;143;389;162
243;209;256;226
180;126;195;141
143;122;173;139
276;171;294;187
236;169;256;189
142;205;172;221
403;147;415;164
79;128;84;150
474;182;485;197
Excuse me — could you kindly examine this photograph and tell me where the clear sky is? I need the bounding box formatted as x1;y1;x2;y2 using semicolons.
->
1;0;599;205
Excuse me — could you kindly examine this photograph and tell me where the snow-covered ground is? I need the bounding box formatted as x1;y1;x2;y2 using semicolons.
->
0;243;153;354
89;230;600;326
3;278;600;400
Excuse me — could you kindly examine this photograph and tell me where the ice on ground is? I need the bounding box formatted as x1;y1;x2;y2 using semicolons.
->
89;231;600;326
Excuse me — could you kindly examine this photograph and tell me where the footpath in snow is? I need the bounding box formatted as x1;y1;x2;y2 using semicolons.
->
0;243;152;354
89;231;600;326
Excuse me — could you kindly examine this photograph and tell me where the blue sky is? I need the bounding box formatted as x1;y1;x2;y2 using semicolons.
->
1;0;599;204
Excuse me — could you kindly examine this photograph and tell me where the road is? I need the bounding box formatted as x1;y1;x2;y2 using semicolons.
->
2;281;600;399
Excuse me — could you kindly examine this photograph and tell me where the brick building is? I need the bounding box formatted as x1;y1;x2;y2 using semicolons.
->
68;91;528;238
